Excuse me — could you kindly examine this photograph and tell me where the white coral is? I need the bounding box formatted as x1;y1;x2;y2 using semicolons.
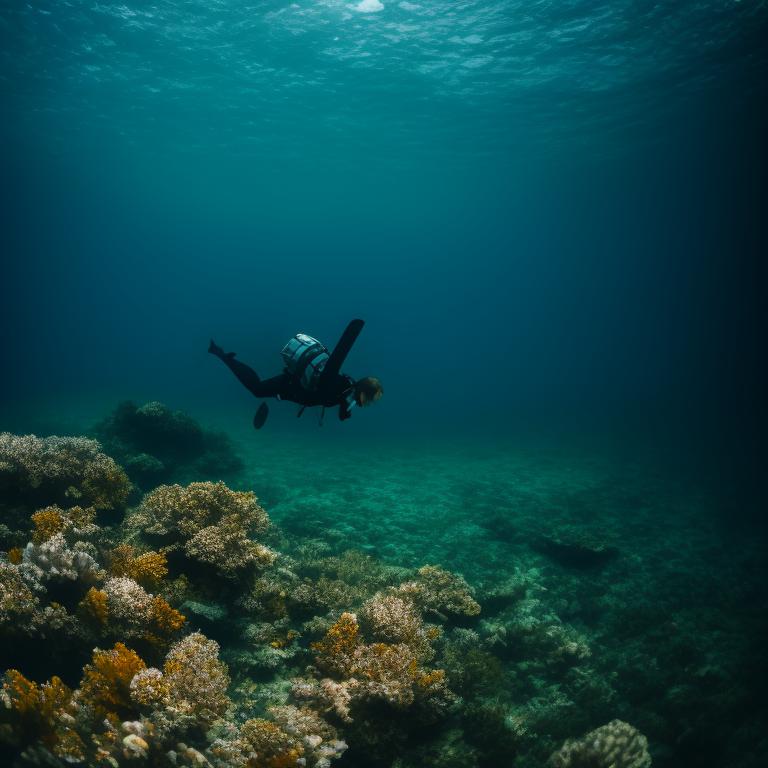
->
19;532;101;590
104;576;153;626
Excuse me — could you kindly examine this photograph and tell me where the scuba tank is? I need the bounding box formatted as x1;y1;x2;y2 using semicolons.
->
281;333;330;391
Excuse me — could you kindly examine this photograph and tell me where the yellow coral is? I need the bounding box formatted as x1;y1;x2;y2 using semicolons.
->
416;669;446;688
108;543;133;574
312;612;359;660
129;667;170;707
79;587;109;626
79;643;146;718
53;729;87;761
30;505;97;544
133;551;169;587
109;544;168;589
31;506;65;543
3;669;40;716
7;546;23;564
158;632;231;725
2;671;84;758
148;595;186;640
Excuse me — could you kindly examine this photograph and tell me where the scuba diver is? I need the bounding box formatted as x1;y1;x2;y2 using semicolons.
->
209;318;383;429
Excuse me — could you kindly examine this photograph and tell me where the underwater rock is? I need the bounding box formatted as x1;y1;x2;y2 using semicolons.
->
535;529;618;569
480;574;530;615
92;401;243;489
478;512;520;543
180;600;229;636
123;452;166;488
181;599;228;623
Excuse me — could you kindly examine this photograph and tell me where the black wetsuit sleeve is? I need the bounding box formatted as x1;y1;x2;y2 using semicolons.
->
339;399;352;421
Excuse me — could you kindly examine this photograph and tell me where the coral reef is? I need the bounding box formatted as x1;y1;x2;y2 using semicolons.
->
394;565;481;620
19;532;102;592
1;669;84;760
14;423;749;767
130;632;230;737
97;576;186;646
548;720;651;768
0;433;130;541
1;431;494;767
92;401;243;489
79;642;147;719
129;481;274;578
108;543;169;590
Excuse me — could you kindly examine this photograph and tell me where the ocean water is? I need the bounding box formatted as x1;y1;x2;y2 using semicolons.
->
1;1;767;767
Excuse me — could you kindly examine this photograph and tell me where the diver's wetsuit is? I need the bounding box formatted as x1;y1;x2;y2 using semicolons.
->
210;349;356;420
210;319;366;424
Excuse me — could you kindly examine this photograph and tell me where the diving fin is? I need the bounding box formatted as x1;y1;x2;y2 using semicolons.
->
319;319;365;384
253;402;269;429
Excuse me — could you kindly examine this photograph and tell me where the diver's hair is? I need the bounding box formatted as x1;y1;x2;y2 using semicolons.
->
355;376;383;405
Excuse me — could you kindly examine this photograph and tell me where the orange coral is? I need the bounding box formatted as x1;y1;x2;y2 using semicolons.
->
109;544;168;590
133;550;169;587
3;669;40;716
79;587;109;626
53;729;87;761
2;671;84;759
31;506;65;543
415;669;447;689
312;612;359;661
148;595;186;641
79;643;146;718
7;546;23;564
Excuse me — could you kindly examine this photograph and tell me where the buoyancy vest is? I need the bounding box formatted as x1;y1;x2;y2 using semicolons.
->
280;333;330;391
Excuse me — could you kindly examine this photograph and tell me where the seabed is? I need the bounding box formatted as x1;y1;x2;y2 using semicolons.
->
0;401;765;767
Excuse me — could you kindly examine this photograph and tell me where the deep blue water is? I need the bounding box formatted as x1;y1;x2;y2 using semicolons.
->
2;1;766;457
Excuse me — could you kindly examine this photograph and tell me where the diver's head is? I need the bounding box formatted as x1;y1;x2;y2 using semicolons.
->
354;376;383;407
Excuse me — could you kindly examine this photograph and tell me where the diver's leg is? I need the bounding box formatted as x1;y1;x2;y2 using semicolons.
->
208;339;284;398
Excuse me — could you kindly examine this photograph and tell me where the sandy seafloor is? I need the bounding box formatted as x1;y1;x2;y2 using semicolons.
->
1;400;766;768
